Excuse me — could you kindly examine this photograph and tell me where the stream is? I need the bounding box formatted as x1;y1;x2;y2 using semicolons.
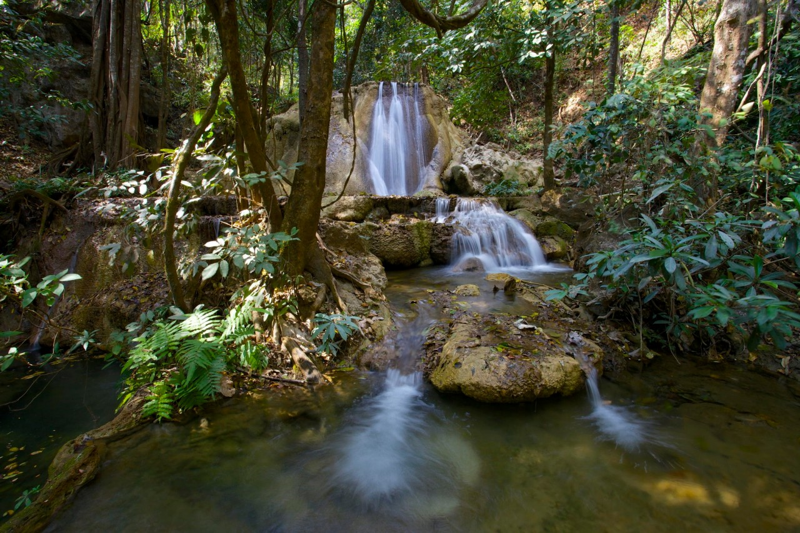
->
13;267;798;532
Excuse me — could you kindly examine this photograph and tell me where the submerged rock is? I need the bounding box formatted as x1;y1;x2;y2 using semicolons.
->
452;257;485;273
426;314;600;402
454;284;480;297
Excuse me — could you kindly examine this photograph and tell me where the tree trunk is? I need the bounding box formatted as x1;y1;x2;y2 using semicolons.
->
698;0;757;149
660;0;687;64
297;0;309;124
342;0;376;117
281;0;337;276
755;0;769;148
163;67;227;312
542;25;556;191
90;0;143;170
206;0;282;230
258;0;275;135
156;0;171;150
607;1;620;95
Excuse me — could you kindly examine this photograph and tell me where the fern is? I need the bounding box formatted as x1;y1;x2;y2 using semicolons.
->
142;381;174;421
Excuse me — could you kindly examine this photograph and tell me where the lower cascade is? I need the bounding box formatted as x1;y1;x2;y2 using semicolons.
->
435;197;563;272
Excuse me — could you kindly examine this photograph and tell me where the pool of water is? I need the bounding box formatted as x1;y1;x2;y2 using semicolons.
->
0;357;120;516
43;269;800;532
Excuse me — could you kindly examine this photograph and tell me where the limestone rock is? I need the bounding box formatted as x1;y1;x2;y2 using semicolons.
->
535;219;575;241
431;223;456;264
427;314;596;403
321;195;374;222
366;217;433;268
539;236;570;261
509;209;547;233
443;143;543;195
454;284;480;297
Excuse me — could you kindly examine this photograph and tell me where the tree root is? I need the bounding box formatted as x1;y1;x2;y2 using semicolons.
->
277;319;325;386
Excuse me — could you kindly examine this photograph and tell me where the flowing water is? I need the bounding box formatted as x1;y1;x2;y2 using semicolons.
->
33;268;800;532
434;197;567;274
365;82;432;196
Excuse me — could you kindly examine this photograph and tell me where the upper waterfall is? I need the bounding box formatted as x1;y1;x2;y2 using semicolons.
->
365;82;433;196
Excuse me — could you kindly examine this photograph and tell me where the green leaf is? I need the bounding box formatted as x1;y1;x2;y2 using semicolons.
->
0;331;23;338
201;262;219;280
22;289;37;308
647;183;674;204
60;273;82;282
665;257;677;274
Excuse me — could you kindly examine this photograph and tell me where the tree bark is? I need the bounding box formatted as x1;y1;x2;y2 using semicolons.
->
157;0;171;150
698;0;758;149
660;0;687;64
258;0;275;135
163;67;227;312
607;1;620;95
342;0;376;118
206;0;282;230
89;0;143;170
542;25;556;191
297;0;309;124
281;0;337;277
397;0;488;36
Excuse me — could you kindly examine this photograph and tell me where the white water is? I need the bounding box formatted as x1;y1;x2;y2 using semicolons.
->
366;82;431;196
582;364;652;452
436;198;565;273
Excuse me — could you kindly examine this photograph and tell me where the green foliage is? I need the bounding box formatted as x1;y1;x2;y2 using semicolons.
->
119;304;268;421
0;7;84;142
14;485;40;510
484;178;523;197
312;313;361;356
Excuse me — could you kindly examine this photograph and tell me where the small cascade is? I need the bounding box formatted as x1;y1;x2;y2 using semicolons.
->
366;82;432;196
437;198;561;272
332;309;449;506
212;217;221;238
582;362;652;452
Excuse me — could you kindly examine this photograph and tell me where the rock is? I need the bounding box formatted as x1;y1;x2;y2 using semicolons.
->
503;278;517;295
366;217;433;268
509;209;546;233
540;189;594;229
321;195;374;222
452;257;484;272
539;236;570;261
431;223;456;264
319;220;387;290
366;205;390;221
454;284;480;297
486;273;516;283
539;236;569;261
427;314;594;402
535;219;575;241
443;143;543;195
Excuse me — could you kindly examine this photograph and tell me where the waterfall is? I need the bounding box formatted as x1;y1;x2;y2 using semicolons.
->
581;360;652;452
437;198;562;272
366;82;431;196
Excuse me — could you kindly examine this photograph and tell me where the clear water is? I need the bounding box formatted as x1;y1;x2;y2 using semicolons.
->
39;269;800;532
0;357;119;515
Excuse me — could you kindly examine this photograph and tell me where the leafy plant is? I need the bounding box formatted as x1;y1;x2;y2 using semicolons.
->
312;313;361;356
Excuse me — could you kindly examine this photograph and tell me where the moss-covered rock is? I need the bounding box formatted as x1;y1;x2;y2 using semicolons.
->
366;217;433;268
535;219;575;241
539;235;570;261
426;313;602;403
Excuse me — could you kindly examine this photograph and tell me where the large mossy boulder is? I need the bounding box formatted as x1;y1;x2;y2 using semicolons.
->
365;217;433;268
425;313;603;403
321;195;374;222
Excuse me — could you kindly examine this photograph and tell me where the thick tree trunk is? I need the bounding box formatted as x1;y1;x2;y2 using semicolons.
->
607;1;620;95
206;0;282;230
163;67;227;312
90;0;143;169
542;25;556;191
698;0;757;149
156;0;171;150
297;0;309;124
282;0;337;276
